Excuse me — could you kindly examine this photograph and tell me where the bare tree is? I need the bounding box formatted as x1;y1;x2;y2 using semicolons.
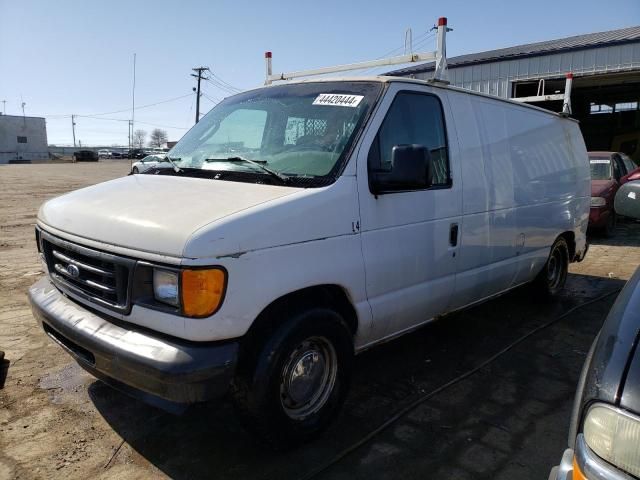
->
133;129;147;149
149;128;168;149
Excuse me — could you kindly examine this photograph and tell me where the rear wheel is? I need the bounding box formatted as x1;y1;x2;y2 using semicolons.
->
231;307;353;448
132;166;139;174
534;237;569;296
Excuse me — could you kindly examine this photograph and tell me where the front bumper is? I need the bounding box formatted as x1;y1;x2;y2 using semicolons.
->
29;276;238;407
549;435;634;480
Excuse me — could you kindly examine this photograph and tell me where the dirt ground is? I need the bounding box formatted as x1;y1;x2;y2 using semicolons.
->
1;161;639;480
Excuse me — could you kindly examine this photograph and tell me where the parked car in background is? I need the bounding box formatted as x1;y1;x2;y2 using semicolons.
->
98;149;112;159
128;148;148;159
550;181;640;480
72;150;98;162
29;77;589;447
589;152;640;236
130;154;170;174
111;151;122;159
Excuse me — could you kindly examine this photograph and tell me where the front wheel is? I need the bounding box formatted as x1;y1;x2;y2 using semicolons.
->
534;237;569;296
231;307;353;448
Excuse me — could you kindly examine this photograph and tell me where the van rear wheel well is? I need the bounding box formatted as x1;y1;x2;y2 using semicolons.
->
559;231;576;261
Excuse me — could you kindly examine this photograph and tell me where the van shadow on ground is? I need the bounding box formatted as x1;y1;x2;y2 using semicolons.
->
89;273;625;480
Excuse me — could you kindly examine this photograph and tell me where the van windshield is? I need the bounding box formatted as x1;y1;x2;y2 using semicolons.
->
167;81;383;187
589;156;612;180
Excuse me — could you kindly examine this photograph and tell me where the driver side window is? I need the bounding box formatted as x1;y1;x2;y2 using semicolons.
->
368;91;450;187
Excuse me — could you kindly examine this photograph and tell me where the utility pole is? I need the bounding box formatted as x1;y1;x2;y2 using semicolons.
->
131;53;136;149
191;66;209;124
128;120;132;151
1;100;5;115
71;115;77;148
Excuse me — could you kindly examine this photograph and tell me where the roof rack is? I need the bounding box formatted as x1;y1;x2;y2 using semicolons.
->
264;17;450;85
511;72;574;115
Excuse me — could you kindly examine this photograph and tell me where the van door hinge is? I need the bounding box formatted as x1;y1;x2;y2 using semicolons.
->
352;221;360;233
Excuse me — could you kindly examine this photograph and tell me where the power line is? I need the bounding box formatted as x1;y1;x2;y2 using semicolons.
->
209;73;241;92
45;93;194;119
204;76;238;95
359;29;436;75
61;114;189;132
134;120;189;130
201;90;222;104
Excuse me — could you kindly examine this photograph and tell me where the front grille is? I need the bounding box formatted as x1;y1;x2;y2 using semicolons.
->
40;230;135;313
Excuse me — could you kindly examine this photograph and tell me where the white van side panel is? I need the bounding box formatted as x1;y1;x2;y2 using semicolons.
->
124;233;371;343
446;90;589;310
355;83;462;344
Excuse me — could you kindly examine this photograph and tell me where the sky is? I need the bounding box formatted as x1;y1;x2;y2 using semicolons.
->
1;0;639;146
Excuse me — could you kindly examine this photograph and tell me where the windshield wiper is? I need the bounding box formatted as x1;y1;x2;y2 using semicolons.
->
165;156;182;173
205;156;289;183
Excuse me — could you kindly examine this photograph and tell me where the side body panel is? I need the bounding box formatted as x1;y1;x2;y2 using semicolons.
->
355;83;463;345
446;89;590;310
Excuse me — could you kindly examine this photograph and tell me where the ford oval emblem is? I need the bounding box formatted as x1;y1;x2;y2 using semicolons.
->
66;264;80;278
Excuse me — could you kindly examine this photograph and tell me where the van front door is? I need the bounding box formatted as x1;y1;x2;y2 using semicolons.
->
356;85;462;344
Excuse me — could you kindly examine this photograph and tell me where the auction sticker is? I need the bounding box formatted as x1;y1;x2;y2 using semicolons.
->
313;94;364;107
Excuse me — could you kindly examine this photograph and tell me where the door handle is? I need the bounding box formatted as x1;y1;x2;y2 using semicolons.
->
449;223;459;247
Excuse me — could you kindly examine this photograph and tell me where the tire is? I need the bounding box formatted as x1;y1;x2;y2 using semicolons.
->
231;307;353;448
603;211;617;238
132;167;139;174
534;237;569;296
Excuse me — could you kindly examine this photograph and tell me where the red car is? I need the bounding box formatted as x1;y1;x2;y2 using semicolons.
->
589;151;640;236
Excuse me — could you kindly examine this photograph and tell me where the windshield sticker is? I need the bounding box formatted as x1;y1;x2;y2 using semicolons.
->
590;159;610;164
313;94;364;108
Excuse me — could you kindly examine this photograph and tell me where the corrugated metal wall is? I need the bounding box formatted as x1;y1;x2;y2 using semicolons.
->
412;43;640;98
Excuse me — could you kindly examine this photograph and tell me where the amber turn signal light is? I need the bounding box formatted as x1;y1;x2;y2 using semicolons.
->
572;455;587;480
181;268;227;317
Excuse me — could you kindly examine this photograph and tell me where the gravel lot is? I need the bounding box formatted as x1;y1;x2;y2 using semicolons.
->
1;161;639;479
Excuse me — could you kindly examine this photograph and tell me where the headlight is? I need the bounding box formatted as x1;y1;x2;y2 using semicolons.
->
591;196;607;207
153;269;179;306
583;404;640;477
152;267;226;317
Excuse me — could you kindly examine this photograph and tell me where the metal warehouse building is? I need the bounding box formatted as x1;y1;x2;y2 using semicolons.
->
389;26;640;162
0;114;49;164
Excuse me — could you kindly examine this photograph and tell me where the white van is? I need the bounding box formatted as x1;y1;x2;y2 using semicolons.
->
29;76;589;445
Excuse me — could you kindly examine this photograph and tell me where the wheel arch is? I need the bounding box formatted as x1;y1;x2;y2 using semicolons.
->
558;230;576;261
240;284;358;358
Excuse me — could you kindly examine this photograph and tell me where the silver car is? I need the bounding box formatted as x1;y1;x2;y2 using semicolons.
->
130;154;171;174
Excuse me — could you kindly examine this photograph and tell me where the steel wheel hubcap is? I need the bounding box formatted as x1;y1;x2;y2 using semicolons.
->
280;336;337;419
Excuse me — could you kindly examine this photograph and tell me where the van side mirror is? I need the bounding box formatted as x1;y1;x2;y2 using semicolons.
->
615;181;640;220
371;144;433;194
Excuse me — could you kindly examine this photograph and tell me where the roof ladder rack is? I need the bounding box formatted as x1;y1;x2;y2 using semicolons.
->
264;17;450;85
512;72;573;115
